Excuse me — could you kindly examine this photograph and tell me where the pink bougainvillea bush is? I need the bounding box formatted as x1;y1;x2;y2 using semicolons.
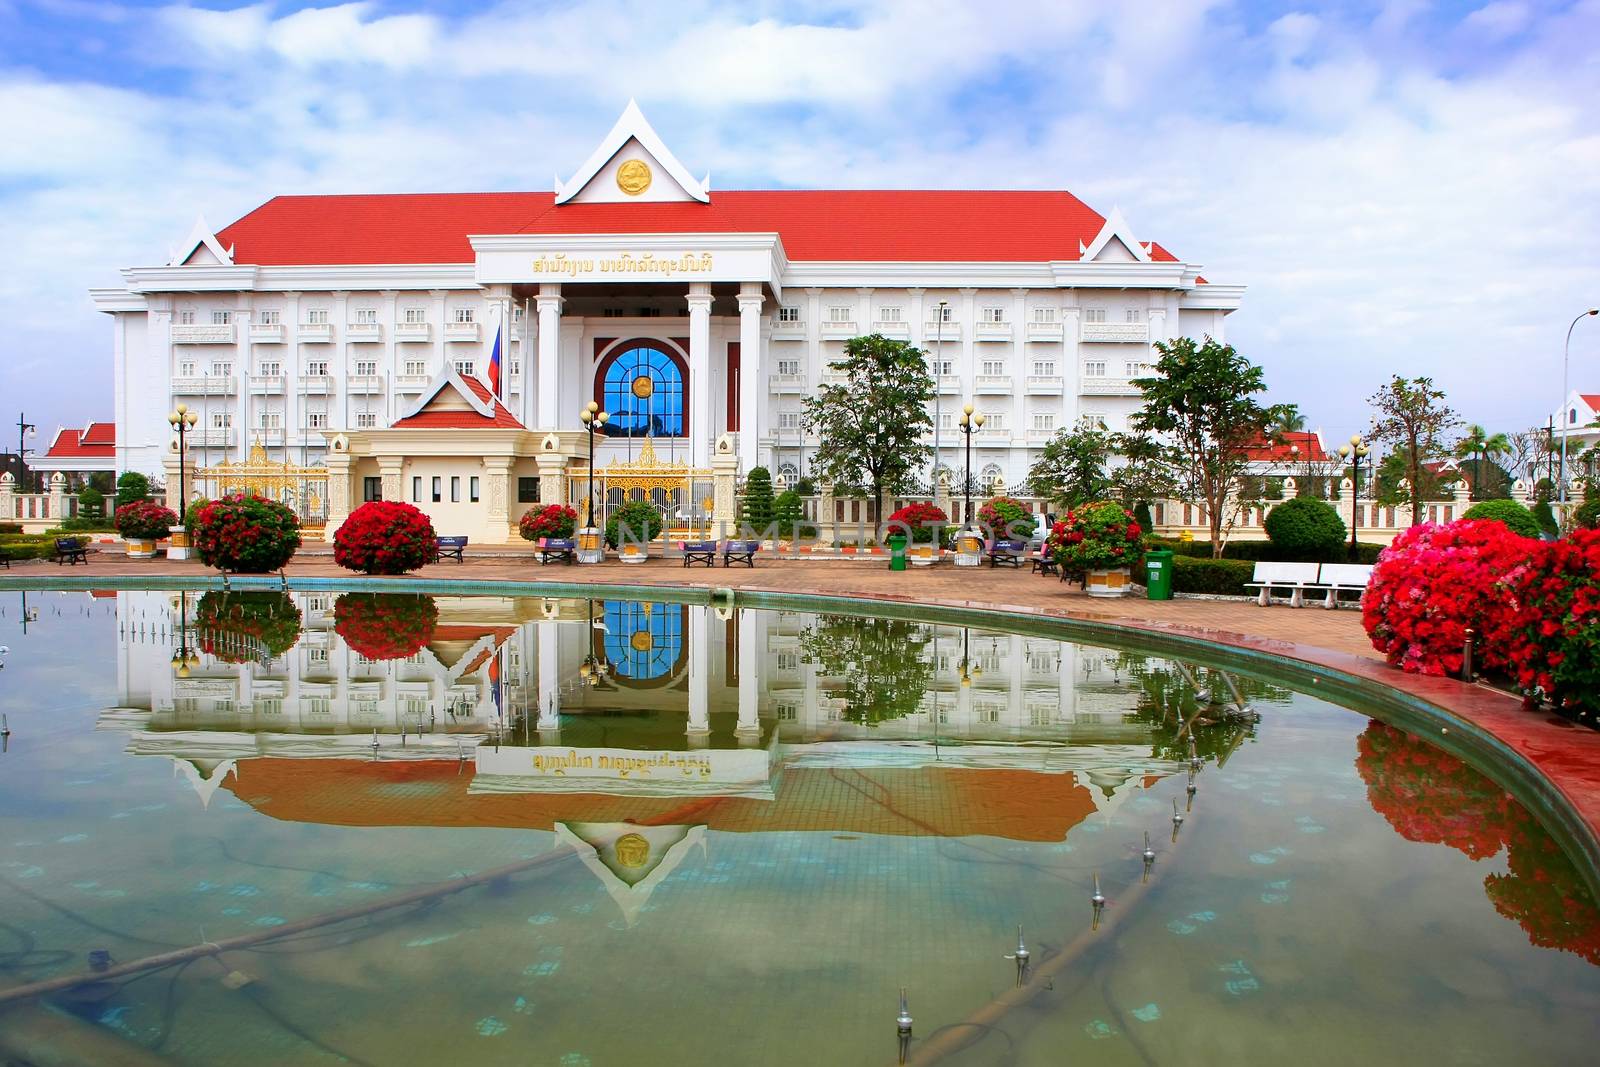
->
1361;520;1539;677
1501;528;1600;716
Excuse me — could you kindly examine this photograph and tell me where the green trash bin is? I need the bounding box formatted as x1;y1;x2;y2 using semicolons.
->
887;534;908;572
1144;548;1174;600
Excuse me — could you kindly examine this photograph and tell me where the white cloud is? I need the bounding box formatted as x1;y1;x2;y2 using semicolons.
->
2;0;1598;445
1464;1;1534;38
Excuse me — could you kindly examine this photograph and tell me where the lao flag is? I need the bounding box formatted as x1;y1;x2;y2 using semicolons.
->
486;323;503;398
489;649;503;719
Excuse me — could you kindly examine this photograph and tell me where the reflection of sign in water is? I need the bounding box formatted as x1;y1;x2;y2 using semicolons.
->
473;744;773;798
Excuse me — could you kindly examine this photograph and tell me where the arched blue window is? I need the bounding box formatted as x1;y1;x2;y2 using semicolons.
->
598;343;686;438
601;601;685;685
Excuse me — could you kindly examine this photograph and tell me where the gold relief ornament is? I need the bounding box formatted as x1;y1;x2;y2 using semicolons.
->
631;375;654;399
630;629;654;653
616;159;652;196
614;832;651;869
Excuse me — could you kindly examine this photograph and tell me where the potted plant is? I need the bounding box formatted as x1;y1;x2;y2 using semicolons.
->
978;495;1035;542
189;493;301;573
334;500;437;575
605;499;662;563
886;501;949;565
1048;500;1144;596
114;499;179;559
518;503;579;543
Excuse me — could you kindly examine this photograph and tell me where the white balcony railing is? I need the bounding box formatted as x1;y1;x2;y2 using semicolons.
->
1080;376;1144;396
252;427;286;444
1026;322;1064;341
936;375;962;393
395;322;431;342
1027;428;1058;442
249;375;285;394
171;376;236;396
346;322;383;341
347;374;384;393
976;426;1012;442
819;320;857;338
1025;375;1064;394
820;372;848;386
1081;322;1150;343
975;321;1012;339
299;375;333;395
445;321;480;341
871;319;911;338
249;323;286;343
190;429;235;448
769;374;806;393
171;323;236;344
395;374;432;390
771;318;806;334
975;375;1013;393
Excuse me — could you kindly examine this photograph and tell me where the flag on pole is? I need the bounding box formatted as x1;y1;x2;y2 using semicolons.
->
489;647;503;719
486;322;503;399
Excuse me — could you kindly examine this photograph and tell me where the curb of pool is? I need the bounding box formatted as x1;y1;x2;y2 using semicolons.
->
7;570;1598;899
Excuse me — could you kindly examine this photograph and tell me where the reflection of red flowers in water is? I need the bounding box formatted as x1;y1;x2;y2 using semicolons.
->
1356;720;1600;965
334;593;438;661
194;591;302;664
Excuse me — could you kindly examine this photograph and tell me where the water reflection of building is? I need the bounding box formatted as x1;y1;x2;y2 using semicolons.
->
104;591;1186;819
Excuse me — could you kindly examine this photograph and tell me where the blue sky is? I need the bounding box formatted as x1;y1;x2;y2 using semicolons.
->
1;0;1597;452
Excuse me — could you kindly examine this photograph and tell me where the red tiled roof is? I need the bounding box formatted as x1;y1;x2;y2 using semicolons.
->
1242;431;1326;462
391;376;524;430
215;190;1185;265
1580;394;1600;410
44;422;116;459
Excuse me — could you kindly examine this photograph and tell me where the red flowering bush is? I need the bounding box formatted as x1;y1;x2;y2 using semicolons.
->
1354;721;1512;860
1484;802;1600;965
334;592;438;660
1047;501;1144;574
518;503;578;542
977;496;1034;540
1361;519;1539;677
190;493;300;573
1501;528;1600;715
334;500;436;575
113;499;177;541
194;591;301;664
886;501;949;544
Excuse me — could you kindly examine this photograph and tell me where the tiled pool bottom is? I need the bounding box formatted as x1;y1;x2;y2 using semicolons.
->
1;592;1598;1065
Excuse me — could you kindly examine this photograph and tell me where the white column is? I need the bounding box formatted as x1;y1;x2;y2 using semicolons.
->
737;283;764;474
687;605;710;745
687;283;713;467
536;620;560;729
536;284;562;430
736;609;760;743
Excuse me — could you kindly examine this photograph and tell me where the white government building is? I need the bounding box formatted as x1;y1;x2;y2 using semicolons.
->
91;103;1242;542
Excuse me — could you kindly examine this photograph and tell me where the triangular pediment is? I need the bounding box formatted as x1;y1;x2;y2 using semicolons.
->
555;100;709;205
555;822;706;926
1080;207;1153;263
397;364;496;421
171;215;235;267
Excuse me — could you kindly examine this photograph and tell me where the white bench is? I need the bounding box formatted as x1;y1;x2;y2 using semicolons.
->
1244;561;1321;607
1317;563;1373;610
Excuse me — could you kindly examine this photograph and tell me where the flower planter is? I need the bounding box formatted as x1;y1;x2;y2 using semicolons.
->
576;528;604;564
125;538;155;559
618;542;649;564
909;543;938;566
954;531;984;568
166;525;190;561
1086;566;1132;598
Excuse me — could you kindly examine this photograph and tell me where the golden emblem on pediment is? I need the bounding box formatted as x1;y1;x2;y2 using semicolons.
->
617;159;652;196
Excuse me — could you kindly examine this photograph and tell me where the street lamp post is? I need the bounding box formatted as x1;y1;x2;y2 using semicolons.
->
1559;308;1599;516
15;413;35;493
955;402;986;567
168;403;199;559
933;300;947;487
578;401;609;563
1337;433;1371;561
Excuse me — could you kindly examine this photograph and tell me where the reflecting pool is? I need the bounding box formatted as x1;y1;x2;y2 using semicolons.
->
1;587;1597;1065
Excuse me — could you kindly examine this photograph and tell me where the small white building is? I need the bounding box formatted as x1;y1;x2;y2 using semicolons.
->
91;102;1242;540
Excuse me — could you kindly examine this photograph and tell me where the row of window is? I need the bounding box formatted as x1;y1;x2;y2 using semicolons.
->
177;307;496;326
779;305;1146;325
357;474;543;505
773;411;1109;433
174;358;523;379
778;358;1147;377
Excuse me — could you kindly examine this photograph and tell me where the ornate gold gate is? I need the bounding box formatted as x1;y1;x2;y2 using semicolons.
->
198;444;330;529
565;439;713;534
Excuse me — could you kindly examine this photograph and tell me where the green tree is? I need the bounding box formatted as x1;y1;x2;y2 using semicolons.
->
1107;431;1182;510
1368;376;1460;526
1453;424;1513;500
1131;338;1289;558
1374;446;1456;506
76;486;105;520
115;471;151;511
773;487;811;540
87;470;114;494
1270;404;1307;440
738;466;776;535
800;614;934;726
1027;425;1112;505
803;334;934;536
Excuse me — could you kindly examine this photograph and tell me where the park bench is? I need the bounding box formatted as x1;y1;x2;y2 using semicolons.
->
54;538;89;566
536;537;575;565
1030;548;1058;577
987;539;1027;568
1316;563;1374;610
681;540;717;568
722;539;759;568
1244;561;1321;607
434;535;468;563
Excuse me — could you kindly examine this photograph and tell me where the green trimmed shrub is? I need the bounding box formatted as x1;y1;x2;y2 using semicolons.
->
774;489;814;539
0;522;21;535
1132;500;1154;532
0;535;63;562
793;477;817;497
115;471;150;510
1531;497;1559;537
1575;497;1600;531
739;467;776;535
1146;536;1385;564
53;516;115;532
77;486;105;519
1462;498;1540;538
1264;497;1347;559
605;499;663;548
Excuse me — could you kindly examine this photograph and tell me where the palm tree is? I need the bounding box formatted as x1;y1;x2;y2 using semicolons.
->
1270;405;1306;443
1455;425;1513;499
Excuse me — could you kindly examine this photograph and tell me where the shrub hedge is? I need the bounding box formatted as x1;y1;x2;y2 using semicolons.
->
1461;498;1541;538
0;535;66;561
1264;497;1347;558
1149;537;1386;564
